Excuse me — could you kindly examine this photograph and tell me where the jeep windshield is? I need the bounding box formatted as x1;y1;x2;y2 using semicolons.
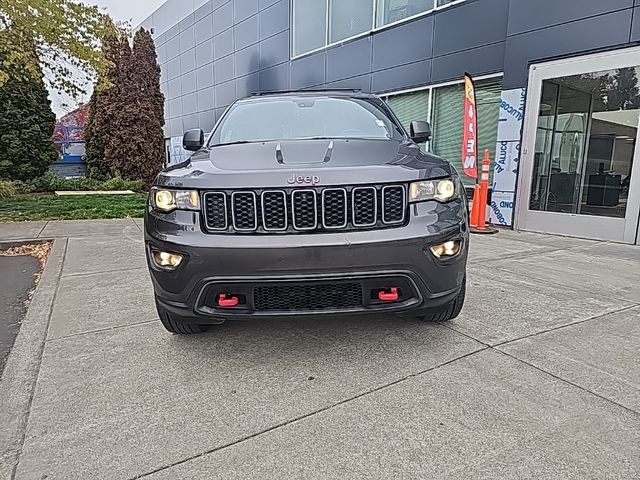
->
209;96;405;146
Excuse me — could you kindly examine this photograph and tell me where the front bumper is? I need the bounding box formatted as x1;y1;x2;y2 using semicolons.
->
145;199;468;322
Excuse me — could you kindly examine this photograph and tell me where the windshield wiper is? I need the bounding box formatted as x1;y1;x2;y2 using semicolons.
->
211;140;252;147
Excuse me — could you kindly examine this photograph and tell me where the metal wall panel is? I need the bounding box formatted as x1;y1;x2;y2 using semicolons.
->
326;74;371;92
259;31;289;69
291;51;326;89
235;44;261;76
197;87;215;111
180;48;197;74
196;63;215;89
234;0;259;23
326;37;372;83
213;1;234;33
372;16;433;71
431;42;505;83
181;71;197;95
236;72;261;98
214;54;235;84
433;0;508;56
632;6;640;41
213;29;234;60
259;62;290;91
507;0;634;36
259;0;289;40
194;15;213;45
234;15;259;50
179;26;195;52
182;92;198;115
195;38;214;66
503;9;634;88
371;59;431;92
215;80;236;107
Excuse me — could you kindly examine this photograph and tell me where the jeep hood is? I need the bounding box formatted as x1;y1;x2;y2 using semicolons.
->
156;138;455;189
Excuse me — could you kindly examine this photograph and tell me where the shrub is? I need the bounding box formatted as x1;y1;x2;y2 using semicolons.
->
0;179;37;197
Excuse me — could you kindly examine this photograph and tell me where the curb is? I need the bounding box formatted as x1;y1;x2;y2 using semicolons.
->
0;238;67;479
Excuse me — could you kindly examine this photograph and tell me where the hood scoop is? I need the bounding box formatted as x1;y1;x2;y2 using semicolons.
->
275;140;334;165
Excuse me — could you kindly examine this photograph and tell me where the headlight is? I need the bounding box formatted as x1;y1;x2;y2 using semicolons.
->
409;178;457;203
151;188;200;212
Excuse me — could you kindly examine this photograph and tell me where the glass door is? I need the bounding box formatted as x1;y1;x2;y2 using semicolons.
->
516;48;640;243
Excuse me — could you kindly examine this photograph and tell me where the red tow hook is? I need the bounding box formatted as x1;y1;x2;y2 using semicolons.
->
378;287;399;302
217;294;239;308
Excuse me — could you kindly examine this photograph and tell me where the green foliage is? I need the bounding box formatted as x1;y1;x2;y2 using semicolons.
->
0;179;35;197
0;171;144;196
24;171;144;193
0;32;59;181
0;0;122;101
0;193;147;221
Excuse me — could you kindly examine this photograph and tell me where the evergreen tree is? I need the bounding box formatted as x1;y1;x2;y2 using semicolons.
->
128;28;166;186
608;67;640;110
0;31;58;180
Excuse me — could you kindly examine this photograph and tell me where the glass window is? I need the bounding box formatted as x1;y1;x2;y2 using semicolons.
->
386;90;429;132
211;97;404;145
431;79;503;185
376;0;433;27
292;0;327;56
329;0;373;44
529;68;639;218
436;0;459;6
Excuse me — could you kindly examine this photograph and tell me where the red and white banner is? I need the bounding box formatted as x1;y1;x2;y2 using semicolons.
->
462;73;478;180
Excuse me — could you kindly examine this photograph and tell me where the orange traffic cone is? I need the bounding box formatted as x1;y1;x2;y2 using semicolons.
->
470;149;499;235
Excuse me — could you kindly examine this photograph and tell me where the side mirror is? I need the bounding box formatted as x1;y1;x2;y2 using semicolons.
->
183;129;204;151
410;120;431;143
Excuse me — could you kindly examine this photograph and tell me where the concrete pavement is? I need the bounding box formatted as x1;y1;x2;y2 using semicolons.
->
0;219;638;479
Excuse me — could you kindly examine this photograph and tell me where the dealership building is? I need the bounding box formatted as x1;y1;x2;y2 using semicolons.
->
139;0;640;244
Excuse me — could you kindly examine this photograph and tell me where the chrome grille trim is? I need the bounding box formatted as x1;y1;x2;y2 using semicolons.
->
261;190;288;231
231;191;258;231
321;188;348;229
351;187;377;227
292;189;318;231
203;192;228;231
381;185;406;225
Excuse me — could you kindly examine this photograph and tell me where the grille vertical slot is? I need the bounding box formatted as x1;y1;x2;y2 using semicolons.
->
321;188;348;229
382;185;406;224
203;192;228;230
352;187;377;227
231;192;258;231
261;190;287;231
292;189;318;231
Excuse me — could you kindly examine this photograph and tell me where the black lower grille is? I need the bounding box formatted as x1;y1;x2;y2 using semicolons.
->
253;282;363;311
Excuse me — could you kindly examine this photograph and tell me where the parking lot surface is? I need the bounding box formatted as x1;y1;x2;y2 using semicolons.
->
1;219;638;479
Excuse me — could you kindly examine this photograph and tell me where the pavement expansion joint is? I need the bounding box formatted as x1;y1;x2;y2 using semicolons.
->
128;346;489;479
62;265;149;279
438;318;640;417
46;318;159;343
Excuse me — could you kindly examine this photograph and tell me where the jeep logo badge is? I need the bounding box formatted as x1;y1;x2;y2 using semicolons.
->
287;174;320;185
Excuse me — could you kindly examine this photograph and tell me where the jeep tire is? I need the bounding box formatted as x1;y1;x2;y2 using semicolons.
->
155;299;211;334
417;276;466;322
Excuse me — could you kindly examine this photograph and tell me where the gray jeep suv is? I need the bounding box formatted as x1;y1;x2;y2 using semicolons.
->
144;90;468;334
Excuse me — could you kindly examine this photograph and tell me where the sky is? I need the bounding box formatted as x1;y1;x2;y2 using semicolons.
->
49;0;166;117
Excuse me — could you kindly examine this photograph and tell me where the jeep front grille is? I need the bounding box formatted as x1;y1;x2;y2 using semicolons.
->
202;184;406;234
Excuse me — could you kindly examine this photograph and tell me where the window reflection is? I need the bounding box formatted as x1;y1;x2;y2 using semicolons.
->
530;67;640;218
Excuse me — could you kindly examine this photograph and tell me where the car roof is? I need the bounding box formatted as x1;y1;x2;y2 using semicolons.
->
237;89;379;103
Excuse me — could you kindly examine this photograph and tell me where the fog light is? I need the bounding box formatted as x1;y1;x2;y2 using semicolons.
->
152;251;183;269
430;240;462;258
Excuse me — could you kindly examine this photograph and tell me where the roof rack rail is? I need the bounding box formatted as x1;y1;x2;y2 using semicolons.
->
251;88;363;96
